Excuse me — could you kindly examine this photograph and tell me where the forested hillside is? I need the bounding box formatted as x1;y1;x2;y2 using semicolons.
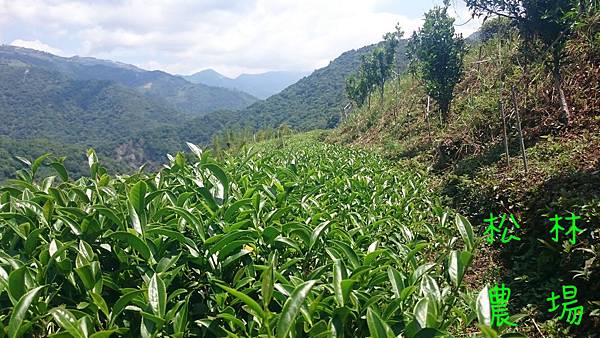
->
0;58;192;178
0;42;389;181
0;46;259;180
0;61;188;144
232;43;402;131
132;44;400;159
0;46;258;115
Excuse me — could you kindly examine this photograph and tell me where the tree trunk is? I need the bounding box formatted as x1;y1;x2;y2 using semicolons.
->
440;100;450;124
500;97;510;167
397;69;402;101
553;49;571;125
511;86;528;173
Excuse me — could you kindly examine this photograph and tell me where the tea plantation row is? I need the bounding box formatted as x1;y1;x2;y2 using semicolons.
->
0;136;499;337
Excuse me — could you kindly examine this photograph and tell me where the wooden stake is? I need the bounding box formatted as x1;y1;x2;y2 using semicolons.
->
477;45;483;73
500;93;510;167
512;86;529;173
426;96;432;143
498;39;510;167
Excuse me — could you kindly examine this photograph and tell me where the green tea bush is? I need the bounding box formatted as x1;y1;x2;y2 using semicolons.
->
0;137;490;337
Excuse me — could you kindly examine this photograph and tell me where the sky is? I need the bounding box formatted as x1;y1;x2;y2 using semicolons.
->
0;0;482;77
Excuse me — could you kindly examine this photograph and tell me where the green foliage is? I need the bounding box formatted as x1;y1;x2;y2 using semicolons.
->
465;0;597;122
211;125;294;159
407;5;466;123
479;17;516;42
0;55;250;181
373;32;400;100
345;73;369;107
345;29;403;107
465;0;580;51
0;136;487;337
235;44;381;131
332;7;600;334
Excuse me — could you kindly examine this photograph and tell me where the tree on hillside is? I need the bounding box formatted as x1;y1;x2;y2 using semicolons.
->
345;73;369;107
373;32;400;102
345;30;401;108
360;54;379;109
407;4;466;123
465;0;583;124
345;74;359;106
371;48;388;102
394;24;405;78
479;16;515;42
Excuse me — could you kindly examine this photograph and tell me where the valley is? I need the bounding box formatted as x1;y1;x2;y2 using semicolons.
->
0;43;375;181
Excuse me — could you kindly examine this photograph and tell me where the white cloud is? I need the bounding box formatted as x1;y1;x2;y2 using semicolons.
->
10;39;63;55
0;0;481;77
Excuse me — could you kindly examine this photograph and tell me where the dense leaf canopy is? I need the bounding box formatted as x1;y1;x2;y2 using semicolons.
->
0;135;480;337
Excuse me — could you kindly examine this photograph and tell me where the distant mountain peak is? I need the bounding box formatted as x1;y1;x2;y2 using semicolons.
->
183;68;310;99
195;68;229;78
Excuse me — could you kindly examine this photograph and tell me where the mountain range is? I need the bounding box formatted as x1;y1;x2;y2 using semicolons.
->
183;69;309;99
0;45;258;115
0;41;403;180
229;43;393;131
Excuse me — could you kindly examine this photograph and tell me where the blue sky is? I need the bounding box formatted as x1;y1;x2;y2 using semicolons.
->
0;0;482;77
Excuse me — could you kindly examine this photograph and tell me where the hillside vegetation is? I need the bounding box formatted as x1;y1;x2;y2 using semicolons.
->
227;43;399;131
0;59;189;179
331;3;599;336
0;61;189;145
74;42;384;176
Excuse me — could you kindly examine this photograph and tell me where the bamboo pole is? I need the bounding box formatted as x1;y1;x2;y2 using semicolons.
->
500;91;510;167
426;96;432;143
512;86;528;173
498;40;510;167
